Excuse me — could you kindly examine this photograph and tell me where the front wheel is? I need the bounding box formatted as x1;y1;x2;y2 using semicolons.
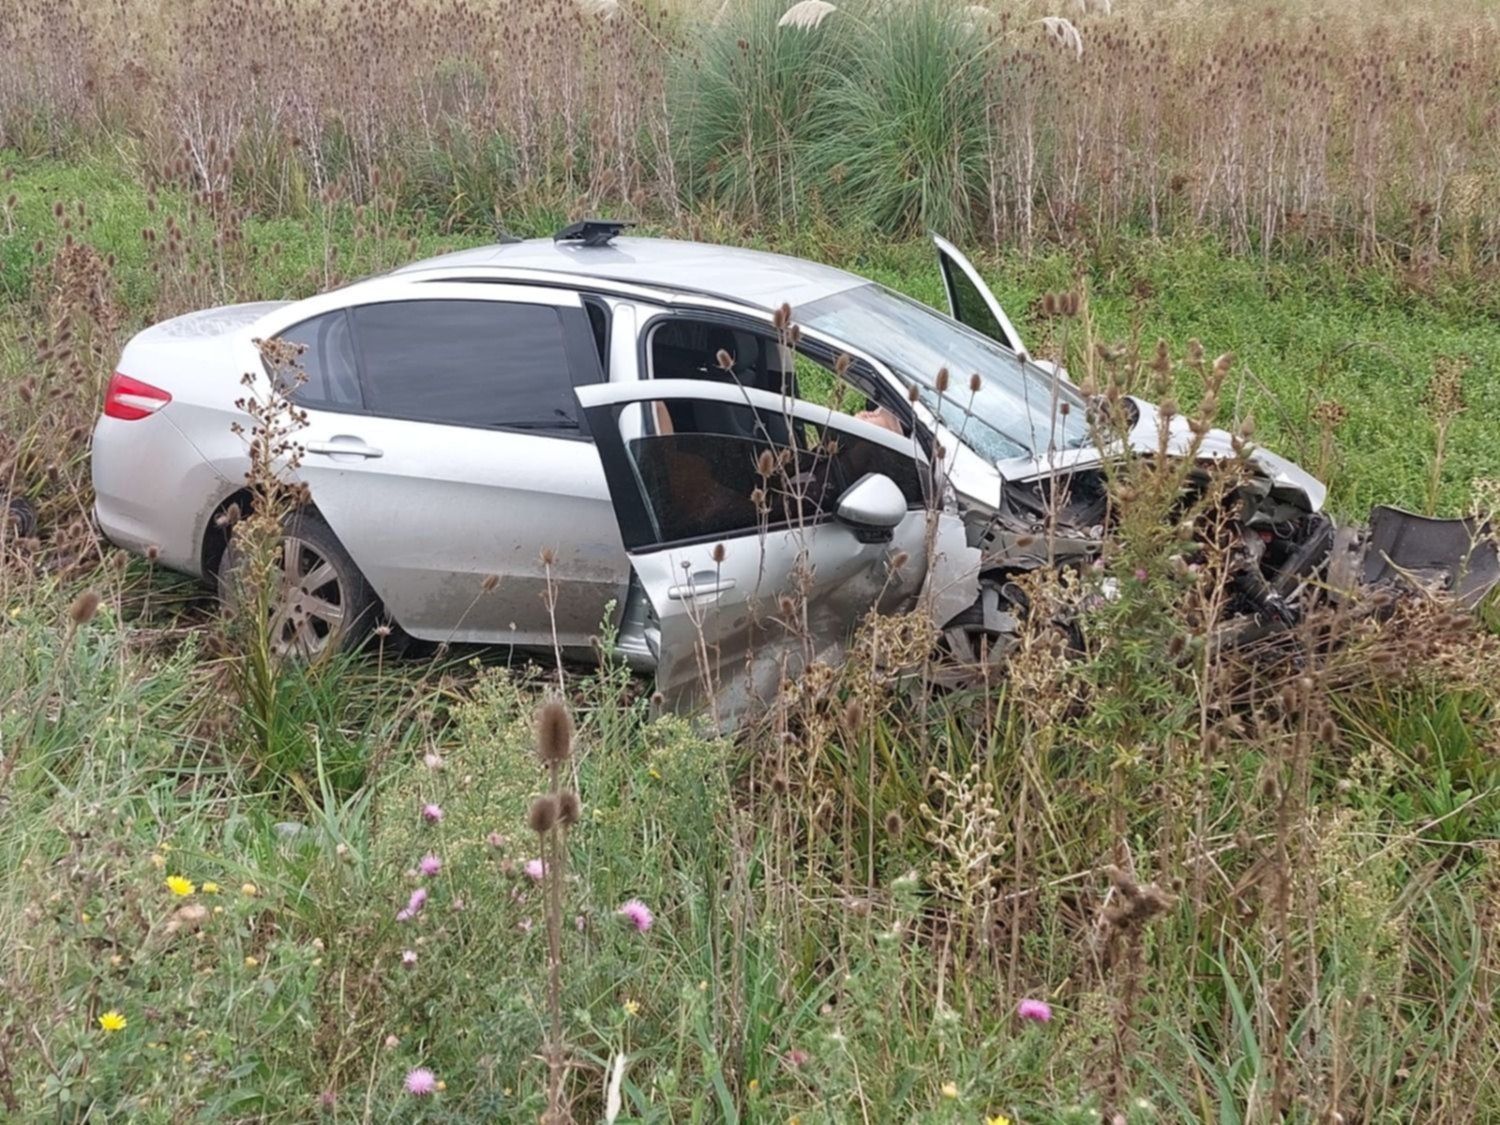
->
219;512;378;659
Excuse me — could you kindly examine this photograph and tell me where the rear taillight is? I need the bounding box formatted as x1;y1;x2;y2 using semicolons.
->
103;371;172;421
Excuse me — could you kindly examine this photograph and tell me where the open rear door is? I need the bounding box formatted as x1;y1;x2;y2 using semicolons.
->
932;233;1027;358
577;379;955;727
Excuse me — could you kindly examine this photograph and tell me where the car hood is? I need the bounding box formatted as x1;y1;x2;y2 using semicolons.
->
992;396;1327;513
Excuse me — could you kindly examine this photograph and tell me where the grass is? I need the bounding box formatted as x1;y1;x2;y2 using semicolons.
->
2;145;1499;1123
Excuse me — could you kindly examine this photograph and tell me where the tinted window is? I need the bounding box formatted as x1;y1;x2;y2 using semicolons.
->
352;300;578;430
274;311;362;409
628;401;924;546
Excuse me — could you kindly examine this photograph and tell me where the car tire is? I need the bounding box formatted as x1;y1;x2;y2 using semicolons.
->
219;511;379;659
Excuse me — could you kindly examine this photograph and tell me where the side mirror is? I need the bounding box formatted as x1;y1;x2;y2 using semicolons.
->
836;473;907;542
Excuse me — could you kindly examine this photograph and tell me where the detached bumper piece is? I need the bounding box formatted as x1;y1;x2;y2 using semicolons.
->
1330;505;1500;609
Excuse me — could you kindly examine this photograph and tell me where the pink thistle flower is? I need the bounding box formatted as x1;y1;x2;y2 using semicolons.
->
418;853;442;877
1017;998;1053;1022
616;899;654;933
404;1067;437;1096
397;887;428;921
523;858;546;881
401;949;418;968
486;831;506;849
1133;567;1149;583
421;803;443;824
784;1048;810;1069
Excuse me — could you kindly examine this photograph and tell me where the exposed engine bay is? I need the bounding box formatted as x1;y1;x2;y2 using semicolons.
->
944;453;1499;672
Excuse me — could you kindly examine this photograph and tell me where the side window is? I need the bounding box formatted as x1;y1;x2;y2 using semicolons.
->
350;300;583;431
273;310;363;410
583;297;610;377
626;400;924;547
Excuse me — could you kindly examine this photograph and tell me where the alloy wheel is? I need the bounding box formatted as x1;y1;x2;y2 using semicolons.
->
268;535;347;657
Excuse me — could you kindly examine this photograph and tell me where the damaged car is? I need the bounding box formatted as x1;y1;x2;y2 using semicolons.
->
91;221;1497;722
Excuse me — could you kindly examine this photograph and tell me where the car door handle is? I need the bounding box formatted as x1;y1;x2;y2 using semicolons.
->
306;437;383;459
666;575;737;600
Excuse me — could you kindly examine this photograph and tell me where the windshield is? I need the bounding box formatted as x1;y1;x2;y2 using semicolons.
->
798;284;1090;461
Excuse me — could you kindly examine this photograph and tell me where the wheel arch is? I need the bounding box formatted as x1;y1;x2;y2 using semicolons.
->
199;486;333;581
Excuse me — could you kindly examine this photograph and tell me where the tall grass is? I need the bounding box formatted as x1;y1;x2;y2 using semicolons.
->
1;131;1499;1117
2;0;1498;260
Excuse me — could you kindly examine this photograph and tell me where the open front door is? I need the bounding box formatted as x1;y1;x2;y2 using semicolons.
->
578;379;950;726
932;233;1027;358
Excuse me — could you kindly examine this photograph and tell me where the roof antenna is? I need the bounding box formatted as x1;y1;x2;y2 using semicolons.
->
491;214;523;244
553;219;634;248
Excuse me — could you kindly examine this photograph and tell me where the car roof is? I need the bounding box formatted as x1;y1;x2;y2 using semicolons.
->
390;236;870;310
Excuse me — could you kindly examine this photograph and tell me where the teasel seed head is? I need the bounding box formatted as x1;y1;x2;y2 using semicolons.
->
68;589;101;626
536;699;574;767
527;795;558;835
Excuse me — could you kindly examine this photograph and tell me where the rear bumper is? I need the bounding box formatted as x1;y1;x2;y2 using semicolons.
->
91;413;229;579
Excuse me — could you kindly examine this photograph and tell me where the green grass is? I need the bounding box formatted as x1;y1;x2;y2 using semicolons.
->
2;147;1499;1123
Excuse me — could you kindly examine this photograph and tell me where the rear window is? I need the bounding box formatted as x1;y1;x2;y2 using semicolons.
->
273;310;363;410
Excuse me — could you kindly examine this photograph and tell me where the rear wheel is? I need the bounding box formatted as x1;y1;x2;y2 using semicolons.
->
219;513;378;658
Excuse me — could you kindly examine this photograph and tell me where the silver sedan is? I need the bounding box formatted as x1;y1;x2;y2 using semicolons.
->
94;224;1353;719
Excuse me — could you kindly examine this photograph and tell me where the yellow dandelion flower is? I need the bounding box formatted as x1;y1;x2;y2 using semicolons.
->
748;1079;760;1094
201;882;220;894
244;955;259;967
622;999;640;1017
241;883;258;897
165;876;195;897
98;1010;127;1033
988;1116;1013;1125
940;1081;959;1099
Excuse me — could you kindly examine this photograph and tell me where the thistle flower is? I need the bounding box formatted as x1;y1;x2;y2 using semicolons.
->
524;859;547;881
404;1067;437;1096
616;899;654;933
418;853;442;877
421;803;443;824
397;887;428;921
1017;998;1053;1022
401;949;418;968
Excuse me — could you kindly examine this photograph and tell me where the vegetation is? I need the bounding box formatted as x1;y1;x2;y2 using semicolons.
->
3;1;1500;1120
